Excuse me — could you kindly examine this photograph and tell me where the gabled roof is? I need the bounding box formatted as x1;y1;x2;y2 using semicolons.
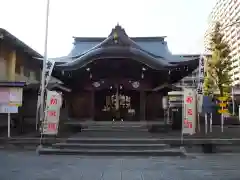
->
55;25;199;72
52;25;200;88
56;25;181;71
0;28;42;58
70;32;172;59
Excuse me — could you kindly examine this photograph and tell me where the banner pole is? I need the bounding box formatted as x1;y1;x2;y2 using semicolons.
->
210;112;212;132
221;114;224;132
221;100;224;132
39;0;50;143
205;113;208;134
7;113;11;138
197;113;201;132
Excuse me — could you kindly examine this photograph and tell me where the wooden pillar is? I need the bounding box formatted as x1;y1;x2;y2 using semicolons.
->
60;94;69;122
7;50;16;81
140;91;146;121
91;90;95;120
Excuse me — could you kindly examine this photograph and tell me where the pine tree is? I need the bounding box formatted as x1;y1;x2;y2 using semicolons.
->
204;22;232;97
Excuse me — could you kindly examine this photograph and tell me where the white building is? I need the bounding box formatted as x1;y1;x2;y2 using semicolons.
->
204;0;240;85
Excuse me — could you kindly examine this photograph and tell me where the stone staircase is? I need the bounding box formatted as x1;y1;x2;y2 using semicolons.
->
37;137;186;156
37;122;186;156
81;122;149;132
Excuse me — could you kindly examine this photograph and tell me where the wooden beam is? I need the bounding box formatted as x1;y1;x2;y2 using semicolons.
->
7;50;16;81
152;83;169;91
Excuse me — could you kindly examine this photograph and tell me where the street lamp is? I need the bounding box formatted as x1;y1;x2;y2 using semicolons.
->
39;0;50;128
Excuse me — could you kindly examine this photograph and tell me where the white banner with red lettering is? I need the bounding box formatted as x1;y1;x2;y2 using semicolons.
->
197;56;205;113
182;88;197;135
42;90;62;135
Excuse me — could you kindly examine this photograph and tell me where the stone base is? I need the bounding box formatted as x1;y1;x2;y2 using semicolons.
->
37;147;186;156
148;124;171;133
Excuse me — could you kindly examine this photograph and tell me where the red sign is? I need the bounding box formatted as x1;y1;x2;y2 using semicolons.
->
186;96;193;104
50;97;57;105
48;123;57;131
184;119;192;128
187;108;193;116
48;110;57;117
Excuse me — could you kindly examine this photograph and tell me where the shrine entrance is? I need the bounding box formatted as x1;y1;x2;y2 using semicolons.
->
94;85;140;121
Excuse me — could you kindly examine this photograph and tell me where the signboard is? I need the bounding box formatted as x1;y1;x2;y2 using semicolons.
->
0;87;23;138
42;110;60;135
219;102;227;108
201;96;215;113
45;90;62;107
182;88;197;135
217;96;229;115
42;90;62;135
0;88;23;106
0;88;10;104
9;88;23;106
0;105;18;113
218;109;228;114
217;96;229;102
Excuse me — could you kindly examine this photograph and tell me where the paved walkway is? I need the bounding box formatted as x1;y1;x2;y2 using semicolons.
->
0;150;240;180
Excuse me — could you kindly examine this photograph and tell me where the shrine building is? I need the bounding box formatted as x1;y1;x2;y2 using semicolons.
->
0;25;202;134
50;25;200;125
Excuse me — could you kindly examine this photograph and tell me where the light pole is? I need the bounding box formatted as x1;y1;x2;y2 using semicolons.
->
39;0;50;127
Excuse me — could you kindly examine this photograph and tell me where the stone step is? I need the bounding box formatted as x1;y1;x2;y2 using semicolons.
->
85;126;147;129
82;128;148;132
0;137;59;146
87;123;147;126
65;138;167;144
85;126;148;129
65;138;185;145
37;147;186;156
52;143;169;150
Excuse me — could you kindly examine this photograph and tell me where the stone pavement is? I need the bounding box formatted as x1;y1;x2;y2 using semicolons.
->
0;150;240;180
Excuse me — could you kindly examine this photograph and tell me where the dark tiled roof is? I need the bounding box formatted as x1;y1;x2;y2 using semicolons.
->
56;25;199;73
73;36;166;42
70;36;173;59
0;28;42;58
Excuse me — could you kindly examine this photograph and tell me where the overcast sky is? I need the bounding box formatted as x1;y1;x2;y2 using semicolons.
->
0;0;216;58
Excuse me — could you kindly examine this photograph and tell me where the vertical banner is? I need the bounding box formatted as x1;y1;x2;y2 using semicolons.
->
38;59;55;95
45;59;55;87
182;88;197;135
36;59;55;126
42;90;62;135
197;56;205;113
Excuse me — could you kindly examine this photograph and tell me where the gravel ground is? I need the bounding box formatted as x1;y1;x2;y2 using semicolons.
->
0;150;240;180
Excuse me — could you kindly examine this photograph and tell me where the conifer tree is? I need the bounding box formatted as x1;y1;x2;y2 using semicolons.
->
204;22;232;97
